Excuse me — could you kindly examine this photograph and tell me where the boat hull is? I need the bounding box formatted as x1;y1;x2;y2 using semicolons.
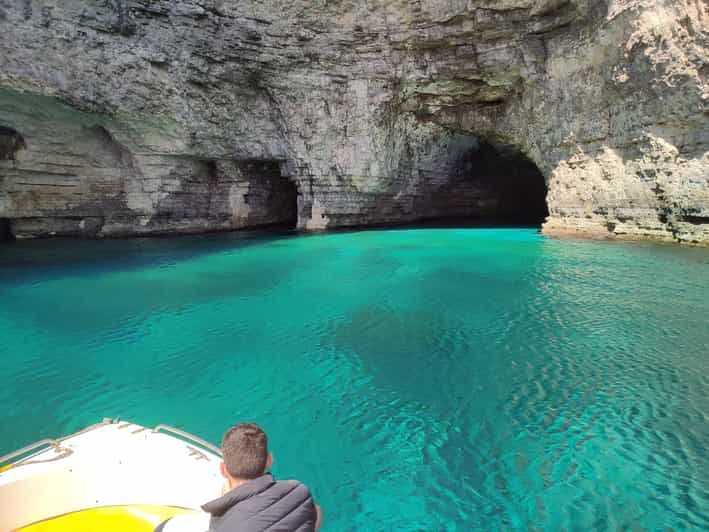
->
0;419;221;531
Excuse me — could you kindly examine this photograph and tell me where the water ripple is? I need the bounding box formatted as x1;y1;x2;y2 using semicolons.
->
1;229;708;530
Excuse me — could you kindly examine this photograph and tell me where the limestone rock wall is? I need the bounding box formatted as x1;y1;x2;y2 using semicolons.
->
0;0;707;243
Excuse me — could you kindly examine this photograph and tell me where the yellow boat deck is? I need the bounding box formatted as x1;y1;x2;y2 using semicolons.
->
19;505;193;531
0;419;222;531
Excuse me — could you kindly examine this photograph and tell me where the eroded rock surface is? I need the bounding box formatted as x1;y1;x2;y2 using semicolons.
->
0;0;707;242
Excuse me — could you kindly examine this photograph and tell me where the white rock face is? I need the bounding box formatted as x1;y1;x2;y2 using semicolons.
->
0;0;706;243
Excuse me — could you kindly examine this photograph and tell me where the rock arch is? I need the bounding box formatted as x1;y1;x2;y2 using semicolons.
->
408;132;549;226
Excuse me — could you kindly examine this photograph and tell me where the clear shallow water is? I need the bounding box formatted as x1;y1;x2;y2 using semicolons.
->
1;228;708;530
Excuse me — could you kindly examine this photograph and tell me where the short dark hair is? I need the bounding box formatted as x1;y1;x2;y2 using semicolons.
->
221;423;268;479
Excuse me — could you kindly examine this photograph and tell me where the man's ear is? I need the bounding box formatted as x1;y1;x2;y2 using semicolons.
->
265;452;273;472
220;461;229;479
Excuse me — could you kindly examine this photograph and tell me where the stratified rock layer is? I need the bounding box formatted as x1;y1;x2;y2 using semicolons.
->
0;1;707;242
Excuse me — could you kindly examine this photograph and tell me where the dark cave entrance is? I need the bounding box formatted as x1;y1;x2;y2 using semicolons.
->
240;161;299;230
423;138;549;226
266;174;299;230
0;125;26;161
0;219;12;241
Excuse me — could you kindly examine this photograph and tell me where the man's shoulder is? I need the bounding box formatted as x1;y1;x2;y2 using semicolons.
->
271;478;314;496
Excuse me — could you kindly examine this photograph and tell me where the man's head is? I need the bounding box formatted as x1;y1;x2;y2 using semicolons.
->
220;423;273;483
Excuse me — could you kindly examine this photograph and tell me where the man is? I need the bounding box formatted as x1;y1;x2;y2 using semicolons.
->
158;423;322;532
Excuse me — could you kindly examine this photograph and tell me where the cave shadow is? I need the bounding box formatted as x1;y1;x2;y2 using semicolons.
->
411;136;549;229
0;125;26;161
0;219;12;241
458;140;549;225
238;160;299;231
268;174;299;230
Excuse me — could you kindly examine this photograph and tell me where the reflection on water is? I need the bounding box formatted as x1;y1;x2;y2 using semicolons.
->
1;228;708;530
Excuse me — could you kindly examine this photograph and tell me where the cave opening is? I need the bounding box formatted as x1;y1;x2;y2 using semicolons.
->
0;125;26;161
240;161;299;230
423;137;549;226
265;173;299;230
0;219;13;241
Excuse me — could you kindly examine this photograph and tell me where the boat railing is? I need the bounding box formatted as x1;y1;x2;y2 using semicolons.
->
0;419;114;469
153;424;222;457
1;419;221;470
0;440;65;469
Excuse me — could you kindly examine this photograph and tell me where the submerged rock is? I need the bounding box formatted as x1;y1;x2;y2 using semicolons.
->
0;1;706;243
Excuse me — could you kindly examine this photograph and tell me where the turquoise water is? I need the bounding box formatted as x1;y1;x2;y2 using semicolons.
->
1;228;708;530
